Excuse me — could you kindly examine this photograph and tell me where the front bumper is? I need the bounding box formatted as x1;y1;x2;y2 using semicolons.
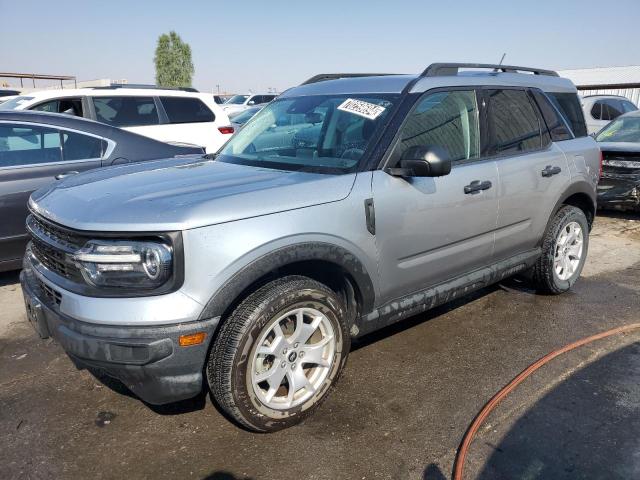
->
20;264;219;405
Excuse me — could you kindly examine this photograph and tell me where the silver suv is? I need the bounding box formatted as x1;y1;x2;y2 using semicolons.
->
21;63;600;432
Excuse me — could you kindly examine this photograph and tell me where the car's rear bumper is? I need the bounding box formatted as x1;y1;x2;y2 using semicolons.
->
598;176;640;211
20;264;219;405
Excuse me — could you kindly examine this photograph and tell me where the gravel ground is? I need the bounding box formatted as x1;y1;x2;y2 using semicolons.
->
0;213;638;480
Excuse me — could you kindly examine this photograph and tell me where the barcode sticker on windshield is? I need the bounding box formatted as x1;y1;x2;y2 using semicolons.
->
337;98;386;120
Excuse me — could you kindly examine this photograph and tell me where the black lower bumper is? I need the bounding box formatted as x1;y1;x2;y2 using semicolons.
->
598;173;640;211
20;268;219;405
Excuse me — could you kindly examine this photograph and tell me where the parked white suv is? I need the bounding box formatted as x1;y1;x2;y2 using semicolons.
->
581;95;637;134
221;93;277;115
0;87;233;153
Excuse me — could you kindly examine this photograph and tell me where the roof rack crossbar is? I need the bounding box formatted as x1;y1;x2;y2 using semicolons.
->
421;63;559;78
300;73;397;86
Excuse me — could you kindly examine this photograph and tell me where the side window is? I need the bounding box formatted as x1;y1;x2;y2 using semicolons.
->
61;131;104;160
31;100;59;113
396;90;480;162
590;101;603;120
546;92;588;138
0;124;62;167
93;96;159;127
31;98;83;117
160;97;215;124
263;95;276;103
530;90;572;142
486;89;542;156
248;96;261;105
622;100;637;113
605;99;624;121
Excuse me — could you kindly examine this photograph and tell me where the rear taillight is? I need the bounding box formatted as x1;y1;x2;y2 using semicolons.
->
218;126;234;135
599;150;603;180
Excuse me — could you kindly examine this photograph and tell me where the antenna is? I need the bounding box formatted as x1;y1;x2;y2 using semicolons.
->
497;53;506;68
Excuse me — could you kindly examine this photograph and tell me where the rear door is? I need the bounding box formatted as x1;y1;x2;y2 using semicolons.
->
0;123;104;265
489;88;571;261
373;89;499;304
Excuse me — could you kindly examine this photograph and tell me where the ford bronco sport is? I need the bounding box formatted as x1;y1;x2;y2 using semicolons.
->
21;63;600;432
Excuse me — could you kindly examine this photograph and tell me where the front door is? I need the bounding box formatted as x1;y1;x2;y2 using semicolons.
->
373;89;499;305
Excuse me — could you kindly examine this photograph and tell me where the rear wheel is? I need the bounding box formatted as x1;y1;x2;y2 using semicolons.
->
207;276;350;432
532;205;589;294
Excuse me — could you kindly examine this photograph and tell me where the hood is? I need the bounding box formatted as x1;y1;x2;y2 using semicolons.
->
30;157;357;232
597;142;640;154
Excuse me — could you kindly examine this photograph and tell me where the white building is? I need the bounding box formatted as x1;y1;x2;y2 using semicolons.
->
558;65;640;105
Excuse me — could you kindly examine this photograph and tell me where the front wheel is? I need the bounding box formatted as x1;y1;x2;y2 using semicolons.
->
207;276;350;432
532;205;590;294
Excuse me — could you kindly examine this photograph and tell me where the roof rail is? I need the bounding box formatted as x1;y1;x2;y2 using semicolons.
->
300;73;396;86
421;63;559;78
87;84;200;92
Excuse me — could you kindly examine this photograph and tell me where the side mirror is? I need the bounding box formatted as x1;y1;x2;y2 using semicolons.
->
248;100;255;105
390;145;452;177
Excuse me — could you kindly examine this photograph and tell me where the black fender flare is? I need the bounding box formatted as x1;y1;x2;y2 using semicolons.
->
540;180;597;244
198;242;376;320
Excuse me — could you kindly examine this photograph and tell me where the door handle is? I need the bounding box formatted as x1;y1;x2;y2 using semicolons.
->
55;171;79;180
541;165;562;177
464;180;492;194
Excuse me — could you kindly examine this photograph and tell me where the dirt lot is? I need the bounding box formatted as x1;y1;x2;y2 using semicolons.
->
1;213;639;480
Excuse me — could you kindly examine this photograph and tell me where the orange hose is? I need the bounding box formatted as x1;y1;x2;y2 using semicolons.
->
453;323;640;480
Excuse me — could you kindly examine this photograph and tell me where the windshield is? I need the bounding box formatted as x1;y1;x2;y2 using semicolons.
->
218;94;397;173
0;96;34;110
596;116;640;143
226;95;250;105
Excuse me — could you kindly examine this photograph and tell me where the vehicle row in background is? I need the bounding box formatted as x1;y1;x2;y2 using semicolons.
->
0;86;233;153
221;93;277;115
0;110;204;271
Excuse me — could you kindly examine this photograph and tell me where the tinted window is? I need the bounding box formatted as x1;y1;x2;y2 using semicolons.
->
603;99;624;121
31;97;83;117
590;101;603;120
486;89;542;155
93;96;159;127
622;100;637;113
547;92;588;138
160;97;215;124
531;90;572;142
61;131;103;160
398;90;480;162
0;124;62;167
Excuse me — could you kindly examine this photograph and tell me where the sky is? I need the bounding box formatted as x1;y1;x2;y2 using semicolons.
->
2;0;640;94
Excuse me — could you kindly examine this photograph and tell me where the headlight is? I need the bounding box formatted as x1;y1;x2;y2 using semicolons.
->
72;240;173;289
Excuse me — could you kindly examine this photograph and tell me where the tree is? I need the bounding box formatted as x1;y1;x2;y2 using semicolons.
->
154;31;194;88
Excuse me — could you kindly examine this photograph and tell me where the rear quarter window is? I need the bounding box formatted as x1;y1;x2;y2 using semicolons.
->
160;97;215;124
547;92;588;138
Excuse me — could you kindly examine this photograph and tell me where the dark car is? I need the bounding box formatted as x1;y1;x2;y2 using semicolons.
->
0;111;204;271
595;111;640;211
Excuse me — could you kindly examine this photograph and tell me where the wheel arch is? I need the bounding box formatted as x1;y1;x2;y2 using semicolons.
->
541;181;597;244
198;242;376;331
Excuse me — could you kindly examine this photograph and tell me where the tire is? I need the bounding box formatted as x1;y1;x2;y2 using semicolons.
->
532;205;590;294
207;275;350;432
